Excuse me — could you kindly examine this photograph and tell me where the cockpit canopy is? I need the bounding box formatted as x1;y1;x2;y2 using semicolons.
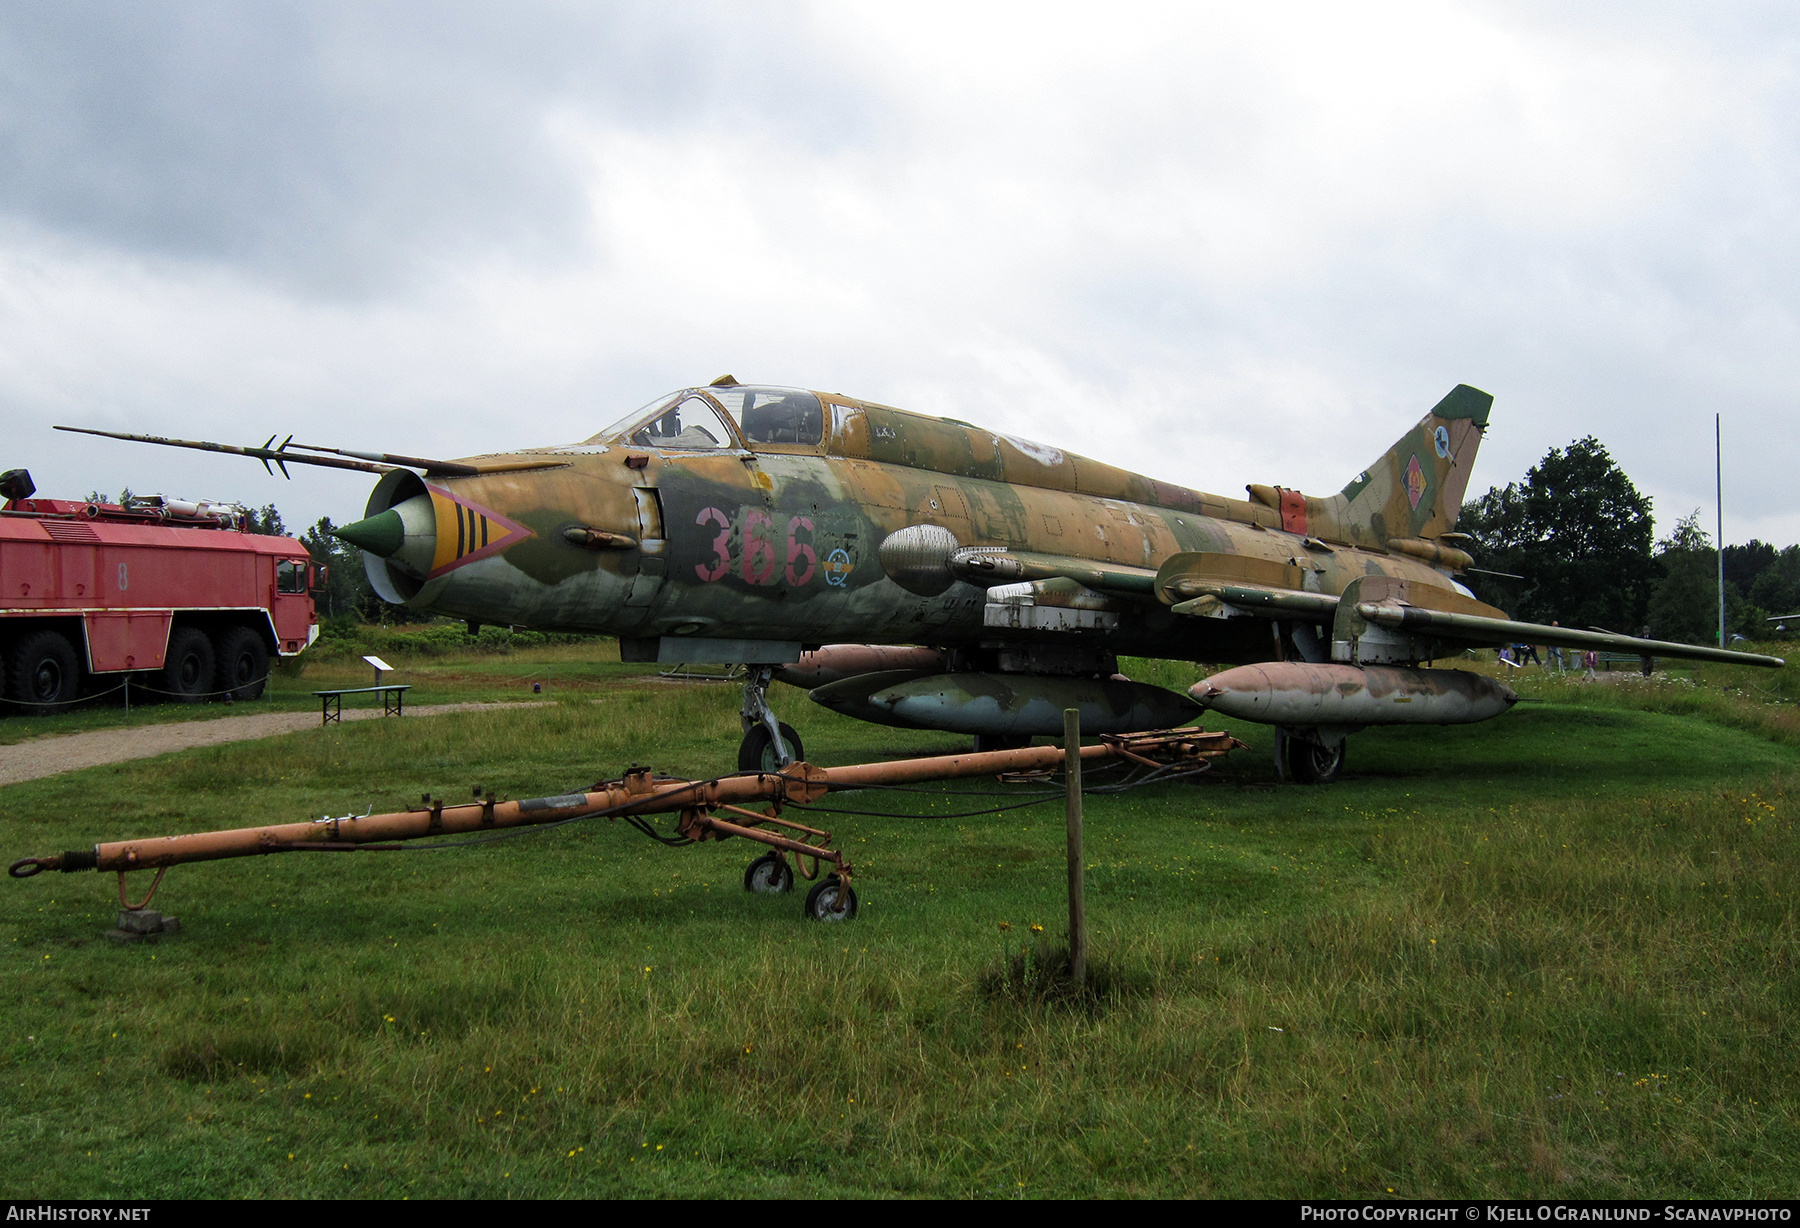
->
585;385;824;450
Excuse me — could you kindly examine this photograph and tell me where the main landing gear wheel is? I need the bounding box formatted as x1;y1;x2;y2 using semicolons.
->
804;874;858;922
743;853;794;895
1277;729;1345;785
738;722;805;773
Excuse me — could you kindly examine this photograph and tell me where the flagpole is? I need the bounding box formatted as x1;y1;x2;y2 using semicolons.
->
1717;413;1726;648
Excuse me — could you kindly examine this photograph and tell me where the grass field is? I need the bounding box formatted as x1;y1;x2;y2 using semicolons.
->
2;638;1797;1198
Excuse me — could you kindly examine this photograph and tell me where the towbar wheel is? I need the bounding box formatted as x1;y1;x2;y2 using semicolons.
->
804;874;858;922
743;852;795;895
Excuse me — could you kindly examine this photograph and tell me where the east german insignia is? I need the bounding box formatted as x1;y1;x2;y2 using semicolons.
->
1404;454;1428;510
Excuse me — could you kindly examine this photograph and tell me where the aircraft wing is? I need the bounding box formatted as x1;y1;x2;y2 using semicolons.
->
1359;603;1786;669
1152;550;1783;669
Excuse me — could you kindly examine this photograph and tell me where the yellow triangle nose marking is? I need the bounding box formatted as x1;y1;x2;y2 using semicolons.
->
426;487;534;579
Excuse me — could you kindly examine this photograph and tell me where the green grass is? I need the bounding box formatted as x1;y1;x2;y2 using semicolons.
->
2;643;1797;1197
0;631;625;746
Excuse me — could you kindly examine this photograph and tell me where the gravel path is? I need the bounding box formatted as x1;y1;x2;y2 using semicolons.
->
0;702;555;787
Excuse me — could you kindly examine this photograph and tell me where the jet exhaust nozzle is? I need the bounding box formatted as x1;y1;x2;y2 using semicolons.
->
1190;663;1516;727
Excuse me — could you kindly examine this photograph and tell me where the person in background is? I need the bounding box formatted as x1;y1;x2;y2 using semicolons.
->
1582;648;1598;681
1548;621;1564;673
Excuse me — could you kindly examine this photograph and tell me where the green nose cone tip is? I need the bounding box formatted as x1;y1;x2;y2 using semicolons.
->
333;509;405;557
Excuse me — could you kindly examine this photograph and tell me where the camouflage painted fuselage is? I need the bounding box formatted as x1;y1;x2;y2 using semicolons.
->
363;385;1490;664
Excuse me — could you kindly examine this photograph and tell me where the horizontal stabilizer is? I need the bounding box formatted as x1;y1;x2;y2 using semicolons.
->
1358;604;1786;669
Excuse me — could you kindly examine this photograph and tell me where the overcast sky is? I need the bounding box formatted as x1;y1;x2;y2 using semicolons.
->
2;1;1796;548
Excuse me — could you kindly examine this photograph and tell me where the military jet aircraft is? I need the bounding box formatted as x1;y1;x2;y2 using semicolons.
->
61;377;1783;781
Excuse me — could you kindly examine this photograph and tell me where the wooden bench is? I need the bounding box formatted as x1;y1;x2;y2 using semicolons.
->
314;684;411;725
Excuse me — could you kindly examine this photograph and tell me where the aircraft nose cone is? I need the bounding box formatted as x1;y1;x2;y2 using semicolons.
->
334;493;438;576
333;509;404;557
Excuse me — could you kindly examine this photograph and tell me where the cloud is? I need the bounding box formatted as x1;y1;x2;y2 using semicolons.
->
0;2;869;294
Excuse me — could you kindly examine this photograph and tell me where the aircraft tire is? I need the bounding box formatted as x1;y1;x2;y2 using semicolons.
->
214;626;269;702
804;874;858;922
738;722;804;772
5;628;82;715
743;853;794;895
1284;734;1345;785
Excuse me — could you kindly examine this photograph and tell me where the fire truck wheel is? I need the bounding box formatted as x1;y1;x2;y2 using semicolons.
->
161;627;216;703
5;629;82;715
214;627;269;701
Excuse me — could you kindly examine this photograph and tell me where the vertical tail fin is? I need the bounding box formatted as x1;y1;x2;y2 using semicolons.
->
1282;384;1491;550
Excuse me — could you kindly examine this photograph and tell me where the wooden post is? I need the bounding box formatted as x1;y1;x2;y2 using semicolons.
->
1064;707;1087;988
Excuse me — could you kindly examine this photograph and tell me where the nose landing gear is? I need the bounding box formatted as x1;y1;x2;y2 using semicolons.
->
738;666;805;771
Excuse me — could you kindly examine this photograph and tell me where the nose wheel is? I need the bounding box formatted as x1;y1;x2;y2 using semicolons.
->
739;721;805;773
738;665;804;771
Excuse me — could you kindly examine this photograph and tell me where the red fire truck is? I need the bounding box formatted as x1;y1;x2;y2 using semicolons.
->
0;468;321;714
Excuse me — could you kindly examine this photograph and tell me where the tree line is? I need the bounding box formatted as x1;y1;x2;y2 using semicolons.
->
1458;439;1799;644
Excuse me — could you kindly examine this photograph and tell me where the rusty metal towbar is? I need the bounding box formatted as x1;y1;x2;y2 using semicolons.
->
10;727;1242;922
